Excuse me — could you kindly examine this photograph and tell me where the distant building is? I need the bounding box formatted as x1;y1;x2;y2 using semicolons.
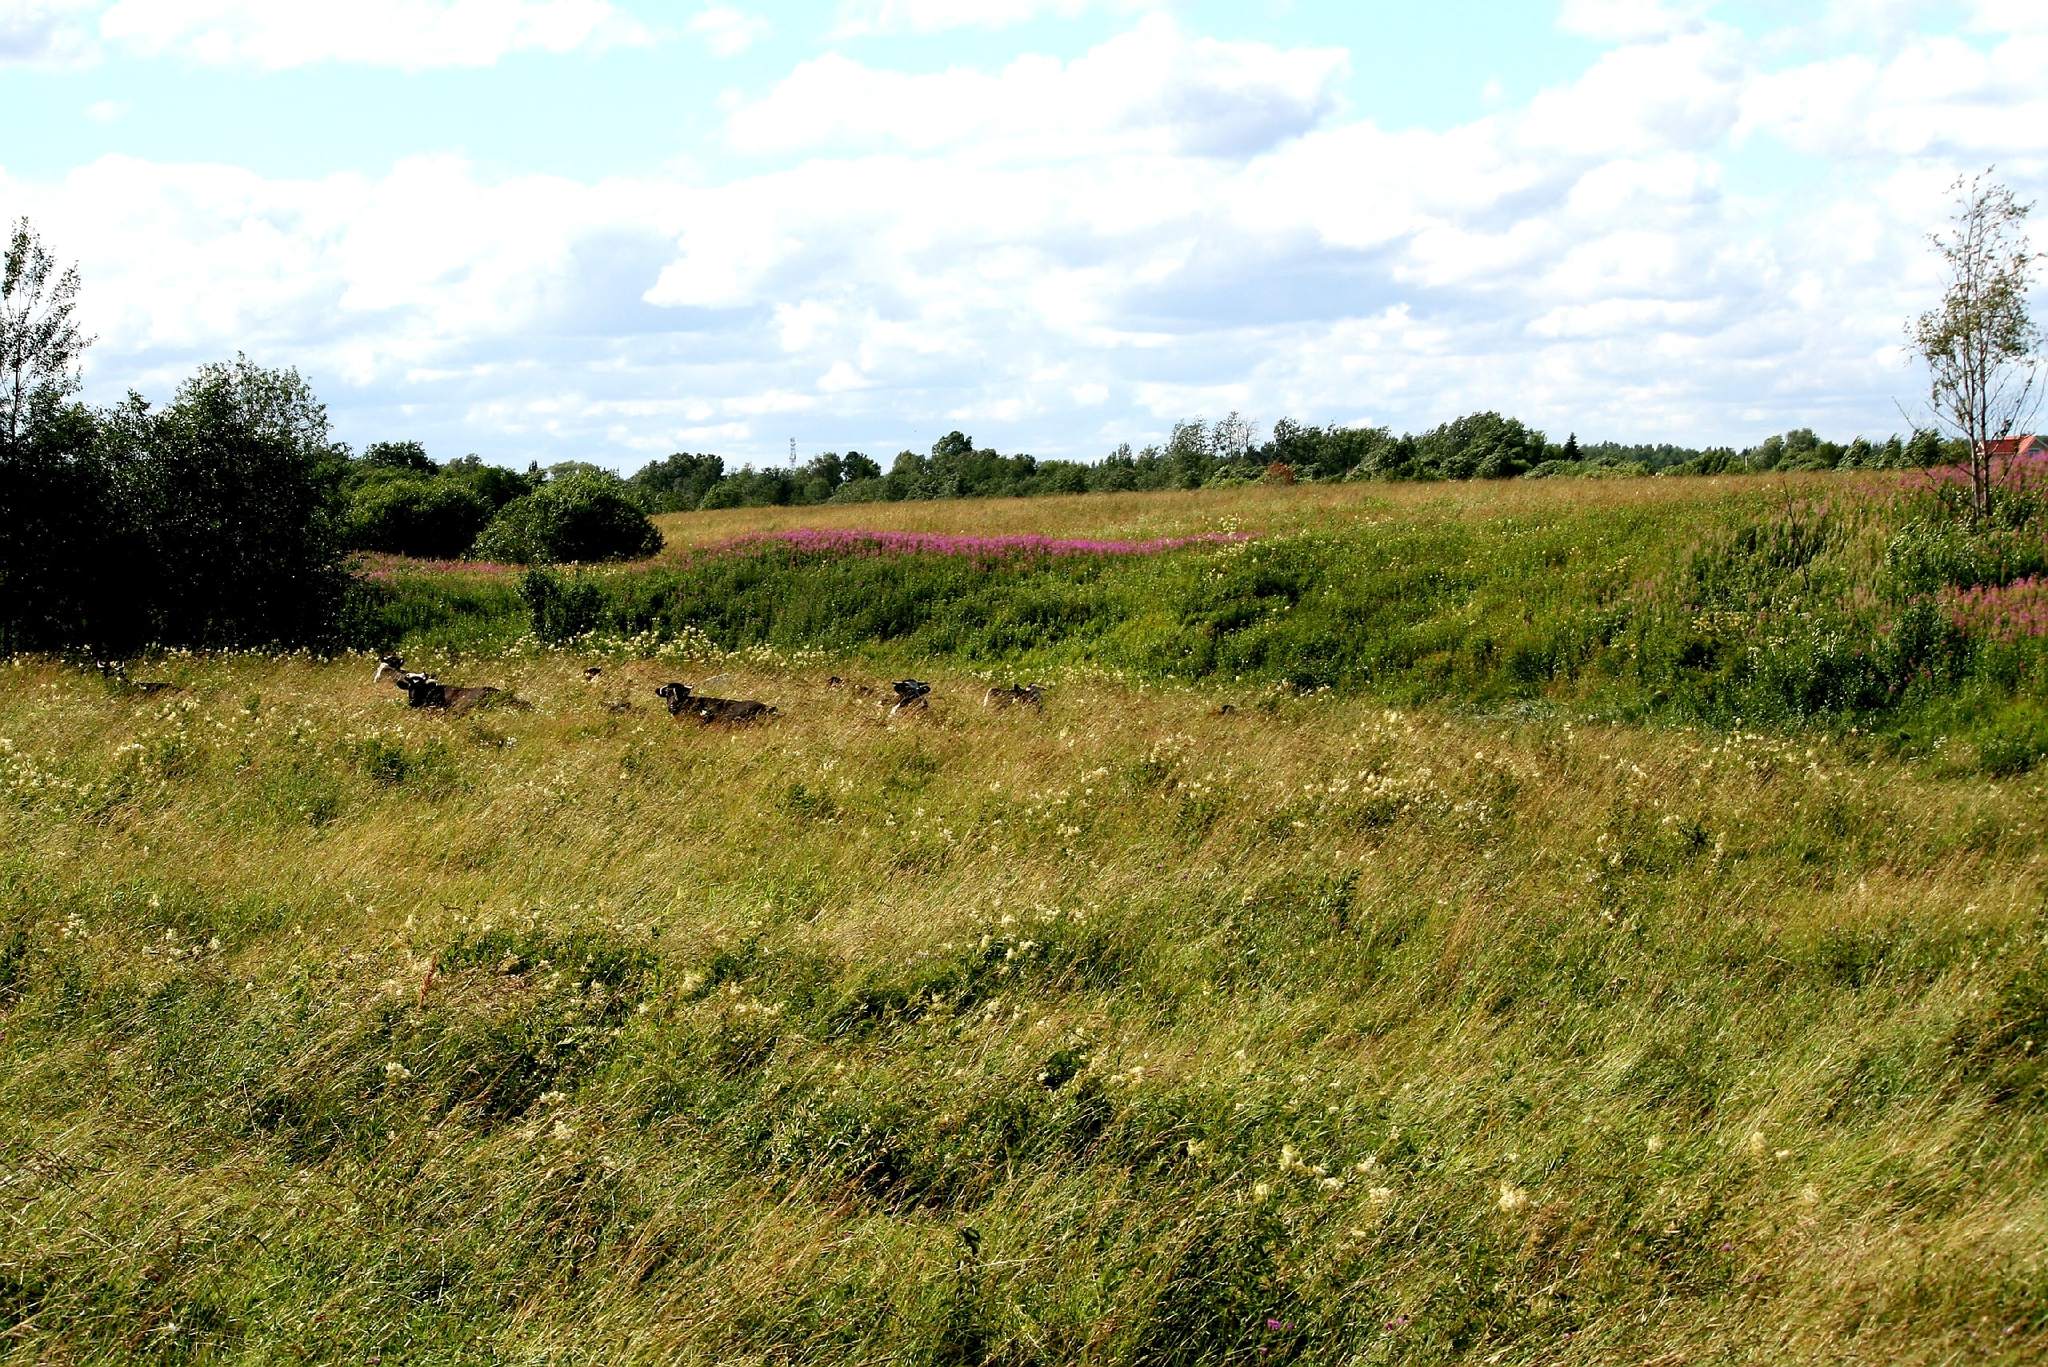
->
1978;435;2047;459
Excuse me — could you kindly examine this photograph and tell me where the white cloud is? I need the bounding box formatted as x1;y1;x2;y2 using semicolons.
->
1971;0;2048;36
1739;31;2048;161
0;0;98;64
83;97;128;122
1518;30;1742;157
10;0;651;70
8;9;2046;466
688;4;769;58
729;15;1347;158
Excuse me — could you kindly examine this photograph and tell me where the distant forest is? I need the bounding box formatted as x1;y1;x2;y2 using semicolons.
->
364;410;1965;534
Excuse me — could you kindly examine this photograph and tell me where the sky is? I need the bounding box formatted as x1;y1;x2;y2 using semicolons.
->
3;0;2046;471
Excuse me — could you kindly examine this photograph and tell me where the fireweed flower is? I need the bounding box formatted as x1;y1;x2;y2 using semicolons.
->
1949;577;2048;641
693;528;1255;561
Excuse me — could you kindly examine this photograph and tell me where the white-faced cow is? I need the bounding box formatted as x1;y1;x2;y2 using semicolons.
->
377;655;528;714
654;682;777;726
887;679;932;720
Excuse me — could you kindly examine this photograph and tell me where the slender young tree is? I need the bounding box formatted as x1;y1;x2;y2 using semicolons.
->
1;217;92;446
1909;171;2044;519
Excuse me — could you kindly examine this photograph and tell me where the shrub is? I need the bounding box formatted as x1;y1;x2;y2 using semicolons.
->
473;470;662;564
0;400;127;652
96;357;349;650
343;477;491;558
520;566;607;643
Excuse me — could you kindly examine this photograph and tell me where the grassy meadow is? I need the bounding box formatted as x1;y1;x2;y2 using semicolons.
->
4;474;2048;1363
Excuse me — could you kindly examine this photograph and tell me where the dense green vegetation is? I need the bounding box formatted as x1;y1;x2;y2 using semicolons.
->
0;356;351;654
346;475;2048;770
618;417;1964;516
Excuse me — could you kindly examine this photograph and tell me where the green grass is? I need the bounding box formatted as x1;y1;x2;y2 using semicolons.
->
6;474;2048;1363
358;473;2048;752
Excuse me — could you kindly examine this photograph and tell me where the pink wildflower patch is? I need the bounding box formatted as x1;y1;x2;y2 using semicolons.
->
697;528;1254;559
1905;448;2048;498
1950;576;2048;640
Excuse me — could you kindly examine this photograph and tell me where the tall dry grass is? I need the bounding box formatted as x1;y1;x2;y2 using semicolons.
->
1;649;2042;1363
647;472;1852;550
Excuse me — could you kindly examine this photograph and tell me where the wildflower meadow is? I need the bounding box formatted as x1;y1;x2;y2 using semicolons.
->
2;474;2046;1364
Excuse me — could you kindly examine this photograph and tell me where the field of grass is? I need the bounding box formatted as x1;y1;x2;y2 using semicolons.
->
643;473;1845;549
359;473;2048;763
6;474;2048;1363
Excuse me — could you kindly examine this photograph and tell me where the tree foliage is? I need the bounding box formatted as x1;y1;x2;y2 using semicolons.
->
1910;170;2045;518
1;217;92;446
472;469;663;564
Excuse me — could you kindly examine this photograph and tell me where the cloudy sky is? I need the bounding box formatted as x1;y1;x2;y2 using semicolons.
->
3;0;2045;469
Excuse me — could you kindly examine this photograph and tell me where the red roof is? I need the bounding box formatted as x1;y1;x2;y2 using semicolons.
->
1979;436;2047;458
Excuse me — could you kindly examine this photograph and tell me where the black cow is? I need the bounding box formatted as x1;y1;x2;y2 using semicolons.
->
95;660;180;695
379;656;527;714
654;682;777;726
888;679;932;719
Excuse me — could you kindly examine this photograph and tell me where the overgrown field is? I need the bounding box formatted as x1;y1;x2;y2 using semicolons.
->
360;473;2048;762
7;473;2048;1363
1;647;2045;1365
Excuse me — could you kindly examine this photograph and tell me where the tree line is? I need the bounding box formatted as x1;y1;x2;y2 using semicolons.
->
609;412;1960;516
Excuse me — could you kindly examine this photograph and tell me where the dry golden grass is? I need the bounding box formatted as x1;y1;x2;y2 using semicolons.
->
2;649;2044;1363
647;471;1856;550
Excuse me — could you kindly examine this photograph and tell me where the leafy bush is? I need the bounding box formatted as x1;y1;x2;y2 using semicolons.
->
343;477;492;558
472;470;662;564
0;400;126;652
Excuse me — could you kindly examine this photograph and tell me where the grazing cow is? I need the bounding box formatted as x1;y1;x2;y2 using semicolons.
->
654;682;777;726
982;682;1043;712
584;666;604;682
373;654;409;687
888;679;932;720
1214;704;1237;717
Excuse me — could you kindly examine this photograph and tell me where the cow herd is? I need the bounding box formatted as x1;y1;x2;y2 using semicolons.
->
371;655;1045;726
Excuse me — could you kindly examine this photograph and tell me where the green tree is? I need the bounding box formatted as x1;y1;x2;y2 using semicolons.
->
360;439;433;473
1414;412;1544;479
2;217;92;446
628;451;725;512
109;356;349;647
1910;170;2044;518
475;469;662;563
1166;419;1213;488
343;477;491;557
442;454;533;510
